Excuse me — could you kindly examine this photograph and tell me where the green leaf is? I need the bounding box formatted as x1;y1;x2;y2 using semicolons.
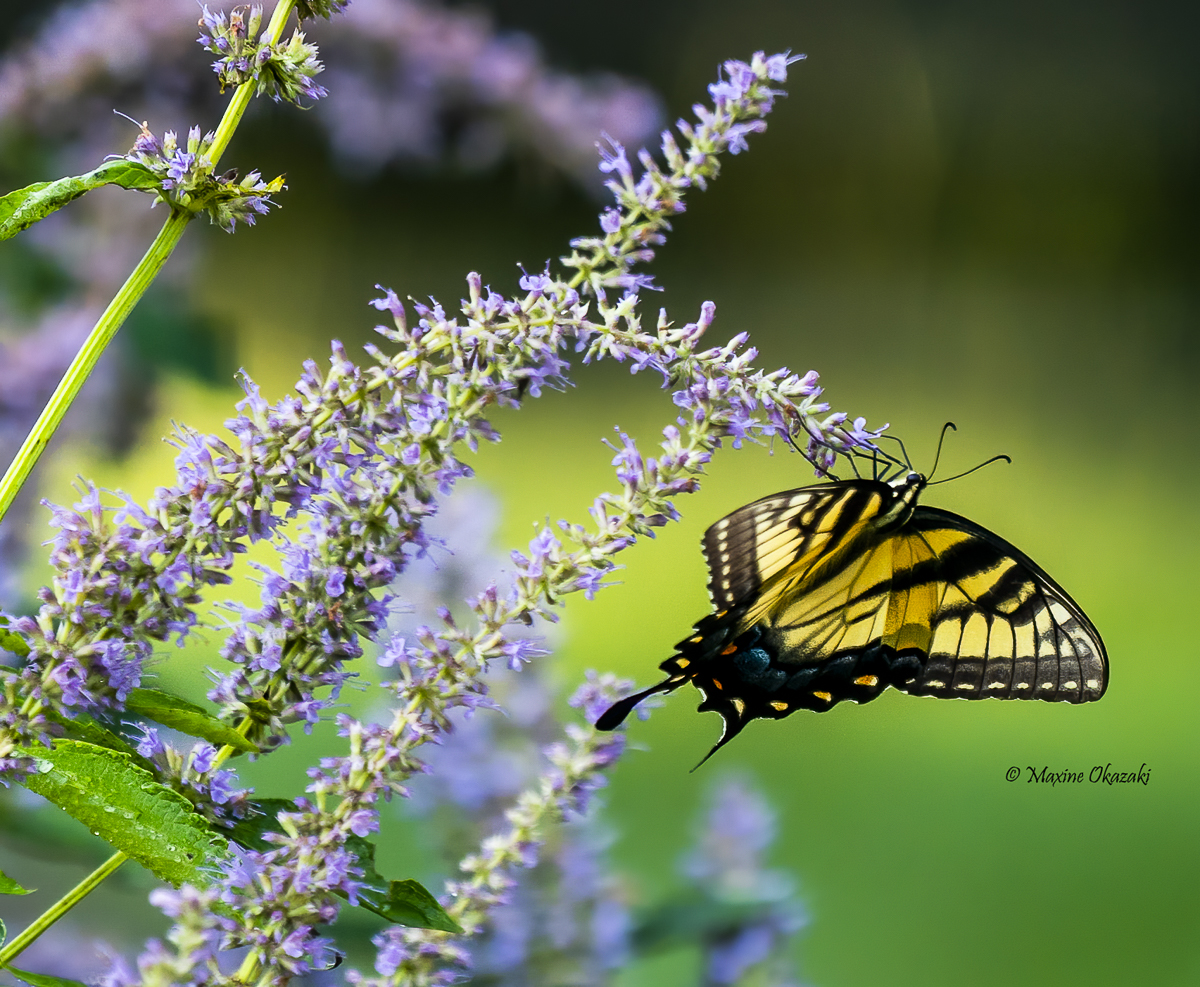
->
0;916;5;946
0;616;29;659
361;878;462;934
228;801;461;933
347;836;462;934
23;740;227;886
631;897;781;954
3;963;89;987
40;708;139;760
88;159;161;191
125;688;258;754
0;160;159;241
0;870;33;895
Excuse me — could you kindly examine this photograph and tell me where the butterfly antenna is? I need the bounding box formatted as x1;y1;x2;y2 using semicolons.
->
788;419;847;480
927;453;1012;486
927;421;957;481
785;428;838;479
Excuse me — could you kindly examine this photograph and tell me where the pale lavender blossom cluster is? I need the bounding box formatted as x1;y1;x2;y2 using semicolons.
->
198;5;328;103
3;38;870;984
121;122;284;231
136;728;252;818
0;482;216;771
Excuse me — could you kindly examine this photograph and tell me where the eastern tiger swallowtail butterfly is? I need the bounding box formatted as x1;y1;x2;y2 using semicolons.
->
596;468;1108;765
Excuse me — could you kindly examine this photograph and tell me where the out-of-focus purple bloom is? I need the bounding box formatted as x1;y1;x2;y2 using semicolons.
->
0;0;661;187
0;304;127;607
295;0;351;20
682;777;809;986
0;926;114;984
407;701;531;815
569;671;659;725
98;884;231;984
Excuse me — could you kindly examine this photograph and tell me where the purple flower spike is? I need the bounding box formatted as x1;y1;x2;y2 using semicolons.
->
31;50;874;987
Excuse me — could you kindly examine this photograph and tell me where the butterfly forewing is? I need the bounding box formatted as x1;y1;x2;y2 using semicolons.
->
898;508;1107;703
702;482;889;614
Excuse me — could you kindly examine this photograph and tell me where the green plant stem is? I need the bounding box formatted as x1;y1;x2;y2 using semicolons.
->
0;0;299;528
0;0;301;967
0;209;190;524
0;851;127;965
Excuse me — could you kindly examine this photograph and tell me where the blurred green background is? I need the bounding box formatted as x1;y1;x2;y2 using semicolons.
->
4;0;1199;983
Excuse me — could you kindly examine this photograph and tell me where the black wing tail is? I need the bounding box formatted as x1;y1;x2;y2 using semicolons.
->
596;606;748;734
595;675;687;731
689;709;749;771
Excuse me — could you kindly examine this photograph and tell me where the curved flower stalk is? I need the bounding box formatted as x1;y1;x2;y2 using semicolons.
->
2;46;864;774
113;265;867;978
9;49;879;983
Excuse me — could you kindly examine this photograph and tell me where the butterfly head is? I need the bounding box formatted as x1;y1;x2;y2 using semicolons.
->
880;471;926;528
889;470;926;490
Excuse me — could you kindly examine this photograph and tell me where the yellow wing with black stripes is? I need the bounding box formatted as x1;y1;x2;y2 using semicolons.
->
595;472;1108;765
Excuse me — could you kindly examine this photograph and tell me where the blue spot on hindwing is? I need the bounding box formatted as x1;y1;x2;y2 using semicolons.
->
735;648;788;692
825;655;858;678
735;648;771;676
